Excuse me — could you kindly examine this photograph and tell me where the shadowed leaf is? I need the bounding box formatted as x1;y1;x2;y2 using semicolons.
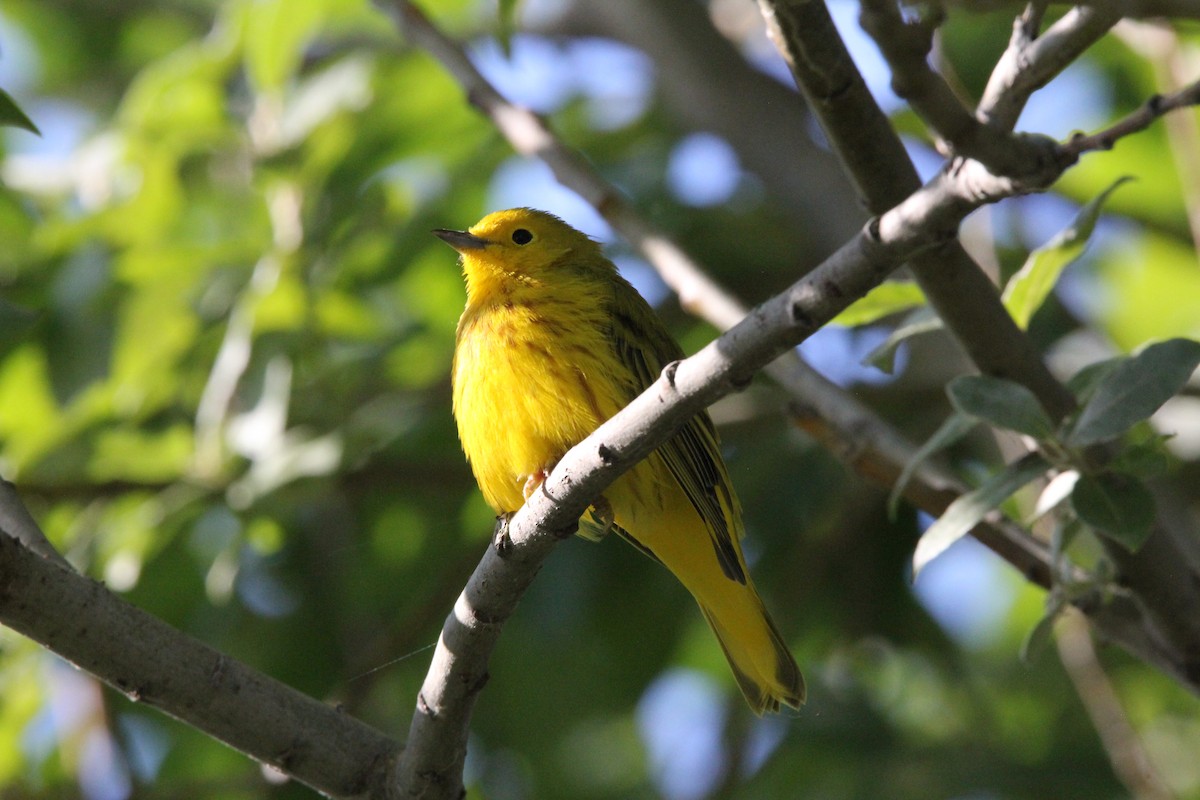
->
948;374;1053;438
0;88;40;135
1071;472;1155;551
1067;338;1200;446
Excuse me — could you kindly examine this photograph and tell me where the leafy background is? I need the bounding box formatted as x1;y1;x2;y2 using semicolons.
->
1;1;1198;798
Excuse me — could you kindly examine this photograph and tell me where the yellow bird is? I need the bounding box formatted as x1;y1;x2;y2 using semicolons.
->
435;208;804;713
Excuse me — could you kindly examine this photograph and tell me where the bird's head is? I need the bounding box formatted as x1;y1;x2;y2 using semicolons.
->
434;208;604;294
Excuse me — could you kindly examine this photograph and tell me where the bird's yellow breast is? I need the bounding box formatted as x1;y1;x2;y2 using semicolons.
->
453;294;625;514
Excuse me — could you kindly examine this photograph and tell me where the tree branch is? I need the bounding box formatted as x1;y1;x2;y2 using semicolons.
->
1062;77;1200;156
1056;610;1174;800
0;516;399;799
979;3;1123;130
537;0;866;258
859;0;1061;177
756;0;1079;422
792;406;1200;693
0;480;70;567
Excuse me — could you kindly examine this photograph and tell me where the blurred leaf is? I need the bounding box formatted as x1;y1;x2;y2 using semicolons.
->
947;375;1054;438
1019;601;1062;664
497;0;522;57
1066;357;1122;406
1001;177;1131;329
89;425;193;482
1070;472;1155;551
1067;338;1200;446
832;281;926;327
0;299;39;347
863;306;943;373
1092;232;1200;349
1109;431;1173;479
0;346;65;471
888;411;977;519
1034;469;1079;520
1054;124;1188;239
913;452;1048;578
0;88;40;134
242;0;326;92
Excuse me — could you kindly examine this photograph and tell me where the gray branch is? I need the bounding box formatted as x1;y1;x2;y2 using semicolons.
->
757;0;1079;422
0;513;400;799
980;4;1123;130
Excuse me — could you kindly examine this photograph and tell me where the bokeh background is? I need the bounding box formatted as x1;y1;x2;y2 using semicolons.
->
1;0;1199;798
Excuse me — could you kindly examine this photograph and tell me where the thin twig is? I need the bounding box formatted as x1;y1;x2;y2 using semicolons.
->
1062;76;1200;157
980;3;1123;130
1056;610;1175;800
0;479;70;566
1116;20;1200;254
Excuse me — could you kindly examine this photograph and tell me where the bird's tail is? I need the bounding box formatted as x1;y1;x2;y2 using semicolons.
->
696;581;805;714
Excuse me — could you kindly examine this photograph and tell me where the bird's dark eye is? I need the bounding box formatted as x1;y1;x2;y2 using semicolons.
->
511;228;533;245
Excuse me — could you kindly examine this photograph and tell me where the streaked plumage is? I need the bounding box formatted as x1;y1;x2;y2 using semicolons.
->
437;208;804;713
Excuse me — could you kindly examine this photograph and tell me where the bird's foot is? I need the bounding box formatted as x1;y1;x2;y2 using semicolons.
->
588;495;615;539
522;466;553;501
492;513;513;557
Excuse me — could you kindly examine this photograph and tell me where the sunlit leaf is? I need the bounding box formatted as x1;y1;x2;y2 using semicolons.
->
1002;177;1131;329
1034;470;1080;522
242;0;326;91
832;281;926;327
1092;231;1200;349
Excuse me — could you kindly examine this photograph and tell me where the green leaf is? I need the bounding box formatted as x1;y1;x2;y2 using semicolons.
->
1019;601;1062;664
1035;470;1080;520
832;281;926;327
1050;517;1084;562
888;412;978;519
1067;338;1200;446
1001;177;1132;329
243;0;326;91
1110;434;1173;479
863;306;943;373
947;375;1054;438
0;299;39;346
913;452;1049;579
1070;472;1156;551
0;88;40;135
1066;357;1122;406
498;0;523;57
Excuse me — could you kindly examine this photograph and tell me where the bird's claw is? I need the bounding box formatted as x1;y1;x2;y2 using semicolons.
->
588;495;615;540
522;467;550;501
493;513;513;557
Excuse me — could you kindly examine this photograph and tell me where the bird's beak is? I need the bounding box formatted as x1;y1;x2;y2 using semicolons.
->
432;228;490;252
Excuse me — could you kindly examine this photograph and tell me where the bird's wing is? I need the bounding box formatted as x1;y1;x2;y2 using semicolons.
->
608;277;747;585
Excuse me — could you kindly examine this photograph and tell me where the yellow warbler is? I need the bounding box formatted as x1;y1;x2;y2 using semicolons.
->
435;208;804;713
